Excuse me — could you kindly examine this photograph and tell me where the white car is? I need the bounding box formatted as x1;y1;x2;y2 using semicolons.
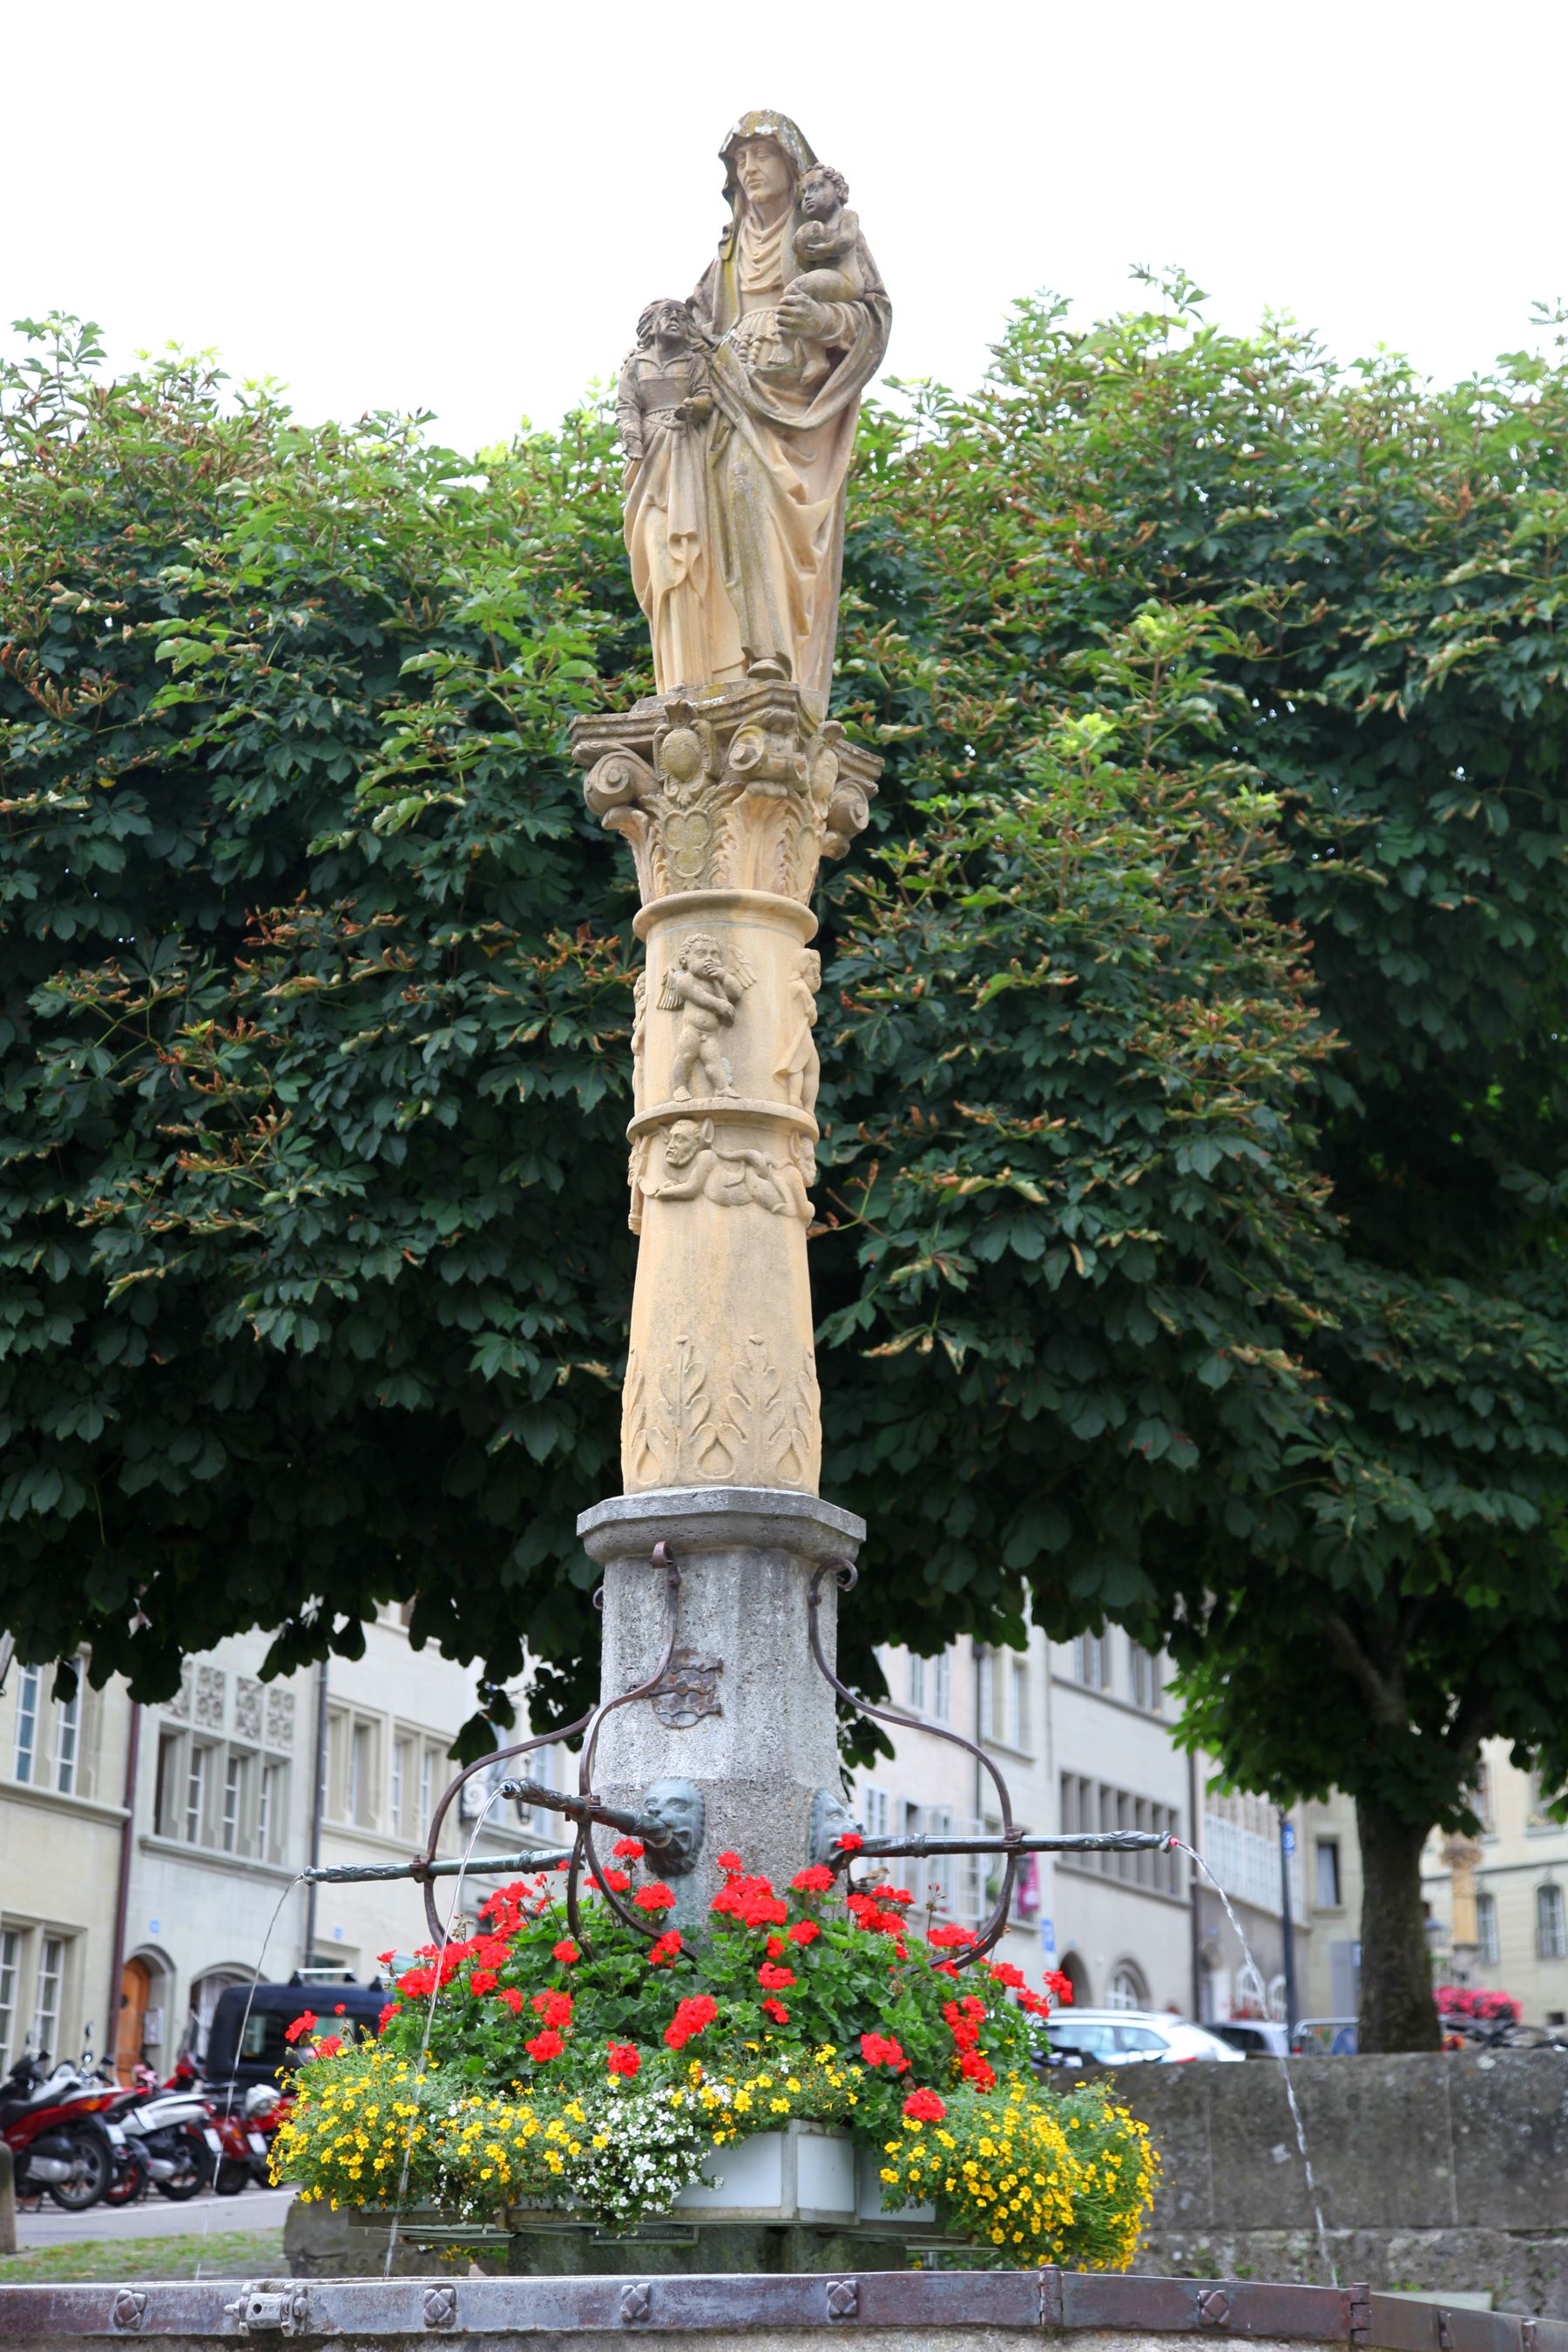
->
1037;2007;1247;2067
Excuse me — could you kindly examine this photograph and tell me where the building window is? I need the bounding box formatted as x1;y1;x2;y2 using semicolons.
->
0;1929;18;2072
1470;1762;1492;1834
391;1738;409;1838
1106;1963;1146;2012
259;1762;284;1862
1074;1633;1108;1690
154;1731;183;1838
1010;1660;1031;1752
1528;1770;1557;1830
906;1654;926;1713
33;1935;64;2057
221;1753;253;1856
1537;1884;1566;1962
931;1653;951;1723
1129;1645;1158;1712
977;1651;995;1740
14;1665;39;1783
185;1744;212;1845
1477;1891;1499;1964
53;1680;80;1794
862;1786;890;1843
1315;1838;1342;1909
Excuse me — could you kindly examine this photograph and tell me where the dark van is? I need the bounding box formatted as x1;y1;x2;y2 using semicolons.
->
204;1979;387;2092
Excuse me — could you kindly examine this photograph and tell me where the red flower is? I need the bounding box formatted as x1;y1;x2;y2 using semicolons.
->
313;2034;344;2058
960;2049;997;2091
525;2028;564;2062
757;1962;795;1990
591;1868;632;1895
882;1887;915;1907
284;2011;319;2045
552;1941;579;1965
987;1961;1026;1990
377;2001;400;2032
333;2003;347;2016
376;1950;396;1968
766;1934;786;1958
933;1961;961;1980
711;1873;787;1929
1044;1970;1074;2006
531;1989;573;2028
835;1831;863;1852
664;1994;718;2051
606;2042;641;2078
902;2088;947;2123
470;1970;498;1995
928;1923;977;1950
612;1838;645;1860
762;1998;790;2024
859;2031;909;2072
648;1930;683;1967
497;1987;524;2015
943;1995;987;2052
791;1864;835;1894
715;1850;744;1874
634;1882;675;1913
787;1919;820;1947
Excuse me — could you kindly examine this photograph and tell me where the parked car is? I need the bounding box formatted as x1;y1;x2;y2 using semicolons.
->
1037;2008;1246;2069
1209;2019;1290;2058
202;1979;388;2097
1291;2017;1359;2055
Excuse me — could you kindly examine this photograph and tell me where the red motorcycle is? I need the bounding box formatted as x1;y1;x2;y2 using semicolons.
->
1;2054;125;2212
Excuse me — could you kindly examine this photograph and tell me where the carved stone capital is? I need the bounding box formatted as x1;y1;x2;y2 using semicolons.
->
570;680;880;906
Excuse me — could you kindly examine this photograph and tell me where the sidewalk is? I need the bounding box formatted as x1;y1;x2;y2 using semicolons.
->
15;2186;295;2249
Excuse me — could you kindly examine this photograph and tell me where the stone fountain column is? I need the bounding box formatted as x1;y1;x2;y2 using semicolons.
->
571;679;881;1912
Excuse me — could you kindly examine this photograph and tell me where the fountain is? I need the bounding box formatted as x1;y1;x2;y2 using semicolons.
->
3;103;1553;2352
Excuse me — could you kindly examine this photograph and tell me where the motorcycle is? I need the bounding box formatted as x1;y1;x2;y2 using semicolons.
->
0;2053;125;2212
202;2083;276;2193
98;2078;220;2203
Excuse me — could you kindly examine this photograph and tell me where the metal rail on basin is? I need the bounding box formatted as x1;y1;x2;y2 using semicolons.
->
4;2270;1561;2349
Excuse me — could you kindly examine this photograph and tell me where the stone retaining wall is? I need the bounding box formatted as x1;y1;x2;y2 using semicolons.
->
1114;2051;1568;2313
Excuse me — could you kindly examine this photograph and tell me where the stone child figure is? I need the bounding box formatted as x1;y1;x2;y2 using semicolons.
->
774;947;821;1114
792;166;859;303
616;298;713;461
650;1118;807;1220
659;933;753;1098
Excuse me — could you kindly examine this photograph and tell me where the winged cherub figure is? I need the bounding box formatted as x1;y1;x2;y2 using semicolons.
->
659;932;754;1098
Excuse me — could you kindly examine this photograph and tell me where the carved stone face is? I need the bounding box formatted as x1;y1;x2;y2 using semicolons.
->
799;173;838;220
734;139;792;212
640;1776;706;1876
648;301;689;348
665;1120;703;1170
682;937;724;981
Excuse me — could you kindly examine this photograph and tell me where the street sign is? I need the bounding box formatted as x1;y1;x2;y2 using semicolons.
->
1039;1916;1056;1956
1281;1823;1296;1854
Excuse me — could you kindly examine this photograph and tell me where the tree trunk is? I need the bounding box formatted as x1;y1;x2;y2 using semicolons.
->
1355;1794;1441;2052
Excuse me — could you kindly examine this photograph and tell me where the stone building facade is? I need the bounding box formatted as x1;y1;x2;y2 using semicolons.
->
0;1612;552;2081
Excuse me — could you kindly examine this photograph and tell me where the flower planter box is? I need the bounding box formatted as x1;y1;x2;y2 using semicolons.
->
336;2124;942;2250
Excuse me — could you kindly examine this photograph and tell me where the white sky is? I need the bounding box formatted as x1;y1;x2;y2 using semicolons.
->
6;0;1565;449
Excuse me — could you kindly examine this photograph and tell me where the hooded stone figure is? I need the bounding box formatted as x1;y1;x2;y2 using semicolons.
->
619;109;890;705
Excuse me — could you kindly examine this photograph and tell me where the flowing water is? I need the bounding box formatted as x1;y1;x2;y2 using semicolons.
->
1173;1837;1336;2285
381;1786;514;2280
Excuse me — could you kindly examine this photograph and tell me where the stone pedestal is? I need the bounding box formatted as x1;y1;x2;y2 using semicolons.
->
578;1486;862;1912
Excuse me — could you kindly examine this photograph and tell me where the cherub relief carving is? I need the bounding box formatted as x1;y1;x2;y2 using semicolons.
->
774;947;821;1114
659;933;754;1098
647;1118;809;1221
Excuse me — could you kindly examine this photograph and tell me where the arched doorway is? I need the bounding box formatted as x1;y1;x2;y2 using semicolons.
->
1058;1949;1091;2007
1106;1960;1149;2012
116;1958;151;2084
186;1968;254;2067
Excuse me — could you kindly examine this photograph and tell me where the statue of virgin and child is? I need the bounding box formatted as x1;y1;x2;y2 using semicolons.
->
616;110;891;709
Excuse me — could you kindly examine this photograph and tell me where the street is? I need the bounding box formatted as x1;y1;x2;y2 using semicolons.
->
15;2186;295;2249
